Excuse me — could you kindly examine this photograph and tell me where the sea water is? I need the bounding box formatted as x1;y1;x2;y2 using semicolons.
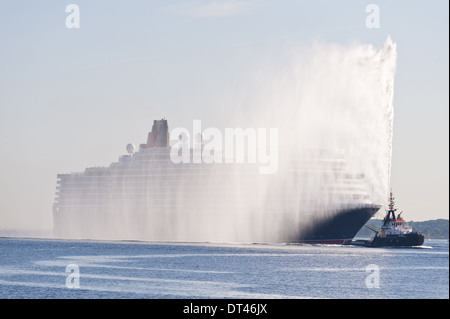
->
0;237;448;299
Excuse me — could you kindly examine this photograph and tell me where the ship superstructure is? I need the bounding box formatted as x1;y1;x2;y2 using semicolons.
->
53;119;380;243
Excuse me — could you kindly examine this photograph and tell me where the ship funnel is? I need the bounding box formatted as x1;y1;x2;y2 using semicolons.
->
140;119;170;148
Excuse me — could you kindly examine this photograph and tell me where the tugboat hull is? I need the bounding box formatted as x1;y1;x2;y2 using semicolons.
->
370;232;425;247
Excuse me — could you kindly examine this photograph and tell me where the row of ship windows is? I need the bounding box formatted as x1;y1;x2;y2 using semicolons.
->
55;185;369;196
55;195;370;204
58;166;353;180
53;199;359;209
56;177;366;187
55;187;369;197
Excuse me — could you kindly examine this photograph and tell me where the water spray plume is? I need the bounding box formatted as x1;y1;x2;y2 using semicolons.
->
53;37;397;243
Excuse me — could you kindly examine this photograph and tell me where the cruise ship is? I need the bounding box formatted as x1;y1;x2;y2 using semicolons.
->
53;119;381;243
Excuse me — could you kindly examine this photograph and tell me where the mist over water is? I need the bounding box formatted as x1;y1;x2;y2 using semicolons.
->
54;38;397;243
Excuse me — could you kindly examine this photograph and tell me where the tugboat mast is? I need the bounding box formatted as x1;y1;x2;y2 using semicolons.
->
388;191;396;212
384;191;397;224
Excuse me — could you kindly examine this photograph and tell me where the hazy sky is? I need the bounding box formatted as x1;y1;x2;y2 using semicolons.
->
0;0;448;230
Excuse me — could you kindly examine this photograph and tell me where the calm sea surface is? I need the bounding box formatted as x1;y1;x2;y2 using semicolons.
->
0;237;448;299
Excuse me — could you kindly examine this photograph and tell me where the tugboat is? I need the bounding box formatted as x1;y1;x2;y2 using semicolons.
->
367;192;425;247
